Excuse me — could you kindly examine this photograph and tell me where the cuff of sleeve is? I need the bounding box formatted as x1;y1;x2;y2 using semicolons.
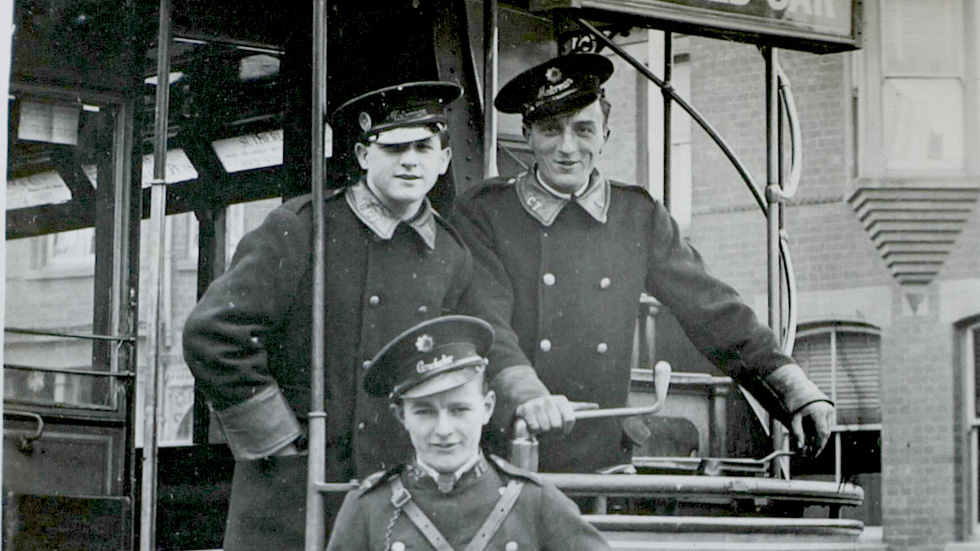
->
214;386;302;460
764;363;832;414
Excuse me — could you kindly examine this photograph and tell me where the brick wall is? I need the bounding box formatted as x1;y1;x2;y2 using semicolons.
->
686;34;970;550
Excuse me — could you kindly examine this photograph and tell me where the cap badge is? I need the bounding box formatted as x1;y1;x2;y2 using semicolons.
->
545;67;563;83
415;334;434;353
358;112;372;132
416;354;454;374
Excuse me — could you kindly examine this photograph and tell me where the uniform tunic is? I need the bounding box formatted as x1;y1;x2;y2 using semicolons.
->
182;181;474;551
326;455;611;551
452;169;797;473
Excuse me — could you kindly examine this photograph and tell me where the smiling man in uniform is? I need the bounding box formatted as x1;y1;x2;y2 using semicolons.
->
452;54;834;474
183;81;478;551
326;315;611;551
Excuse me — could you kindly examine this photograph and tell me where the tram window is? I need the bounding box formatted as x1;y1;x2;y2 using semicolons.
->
134;198;282;447
4;97;120;410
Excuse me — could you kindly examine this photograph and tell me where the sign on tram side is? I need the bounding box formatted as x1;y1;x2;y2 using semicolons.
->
530;0;862;54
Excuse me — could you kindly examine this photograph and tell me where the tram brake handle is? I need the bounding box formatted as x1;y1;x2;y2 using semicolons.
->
573;361;671;421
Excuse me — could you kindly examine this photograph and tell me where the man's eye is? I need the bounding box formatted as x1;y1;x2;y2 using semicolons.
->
450;406;470;414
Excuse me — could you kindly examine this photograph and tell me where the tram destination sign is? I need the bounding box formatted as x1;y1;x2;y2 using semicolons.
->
531;0;861;53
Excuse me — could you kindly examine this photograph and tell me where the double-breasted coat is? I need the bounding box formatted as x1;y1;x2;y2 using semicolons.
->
326;455;611;551
451;169;800;473
182;180;475;551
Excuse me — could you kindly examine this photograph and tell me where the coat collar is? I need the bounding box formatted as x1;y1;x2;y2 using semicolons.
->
514;167;610;227
345;179;437;249
407;454;489;494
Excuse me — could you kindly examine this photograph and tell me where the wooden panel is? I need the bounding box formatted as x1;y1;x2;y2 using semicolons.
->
3;420;122;496
4;495;128;551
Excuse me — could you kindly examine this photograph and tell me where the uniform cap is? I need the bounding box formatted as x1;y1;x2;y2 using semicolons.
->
364;316;495;399
332;81;463;145
494;54;613;123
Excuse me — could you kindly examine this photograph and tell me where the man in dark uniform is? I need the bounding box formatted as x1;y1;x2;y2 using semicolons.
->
451;54;834;473
326;315;612;551
182;82;477;551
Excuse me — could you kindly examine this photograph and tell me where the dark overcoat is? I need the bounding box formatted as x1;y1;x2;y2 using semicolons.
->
452;171;795;473
326;455;611;551
182;188;474;551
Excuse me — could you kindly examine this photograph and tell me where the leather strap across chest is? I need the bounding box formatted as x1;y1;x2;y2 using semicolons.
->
389;477;526;551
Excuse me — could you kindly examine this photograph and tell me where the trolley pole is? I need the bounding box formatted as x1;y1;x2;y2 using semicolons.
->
482;0;499;178
305;0;328;550
141;0;171;549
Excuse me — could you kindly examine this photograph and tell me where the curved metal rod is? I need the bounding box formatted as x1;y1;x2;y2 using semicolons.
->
5;410;45;442
575;18;766;213
772;64;802;201
779;231;797;357
575;361;671;420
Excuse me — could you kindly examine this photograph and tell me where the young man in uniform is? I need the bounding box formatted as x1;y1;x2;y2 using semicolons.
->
182;82;475;551
452;54;834;474
326;315;611;551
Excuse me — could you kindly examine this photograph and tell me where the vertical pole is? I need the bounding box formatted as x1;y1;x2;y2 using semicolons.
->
763;46;788;478
483;0;499;178
662;32;672;211
142;0;171;548
0;0;14;529
305;0;328;550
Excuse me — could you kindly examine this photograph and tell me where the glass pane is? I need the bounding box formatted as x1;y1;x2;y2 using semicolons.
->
137;212;199;447
883;78;964;172
4;99;114;409
881;0;962;77
837;332;882;425
136;198;283;447
974;326;980;418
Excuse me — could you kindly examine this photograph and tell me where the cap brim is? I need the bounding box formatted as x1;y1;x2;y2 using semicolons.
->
373;125;439;145
399;364;485;399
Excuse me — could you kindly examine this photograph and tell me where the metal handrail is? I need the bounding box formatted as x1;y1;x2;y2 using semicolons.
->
771;64;802;201
4;327;136;343
4;363;136;378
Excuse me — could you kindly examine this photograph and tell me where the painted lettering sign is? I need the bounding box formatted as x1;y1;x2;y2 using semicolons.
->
534;0;859;53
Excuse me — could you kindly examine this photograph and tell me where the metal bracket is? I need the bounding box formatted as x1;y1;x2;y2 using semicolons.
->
5;410;45;455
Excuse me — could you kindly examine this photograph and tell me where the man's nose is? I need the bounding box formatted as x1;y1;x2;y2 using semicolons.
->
557;127;576;153
399;146;419;166
434;411;453;435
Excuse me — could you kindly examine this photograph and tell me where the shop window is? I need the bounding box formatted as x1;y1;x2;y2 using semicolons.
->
963;320;980;537
792;322;882;526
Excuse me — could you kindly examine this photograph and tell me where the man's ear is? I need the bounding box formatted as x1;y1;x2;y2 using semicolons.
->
354;142;370;170
390;402;407;428
438;146;452;176
482;390;496;425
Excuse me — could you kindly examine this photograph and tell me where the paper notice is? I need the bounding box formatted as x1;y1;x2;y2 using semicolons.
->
141;149;199;187
7;171;72;210
212;130;284;173
18;101;80;146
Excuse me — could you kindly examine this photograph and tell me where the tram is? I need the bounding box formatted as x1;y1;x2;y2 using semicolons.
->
3;1;866;550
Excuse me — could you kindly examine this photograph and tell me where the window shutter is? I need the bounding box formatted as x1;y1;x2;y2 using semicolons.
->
836;333;882;425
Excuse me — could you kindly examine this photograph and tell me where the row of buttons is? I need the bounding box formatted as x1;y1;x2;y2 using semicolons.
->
538;339;608;354
540;274;612;289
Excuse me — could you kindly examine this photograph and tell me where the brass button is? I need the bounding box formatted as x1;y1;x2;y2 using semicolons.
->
418;305;428;314
362;360;371;370
391;542;405;551
539;339;552;352
600;277;611;289
596;343;608;354
505;542;518;551
543;273;556;286
369;295;380;306
357;422;366;431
